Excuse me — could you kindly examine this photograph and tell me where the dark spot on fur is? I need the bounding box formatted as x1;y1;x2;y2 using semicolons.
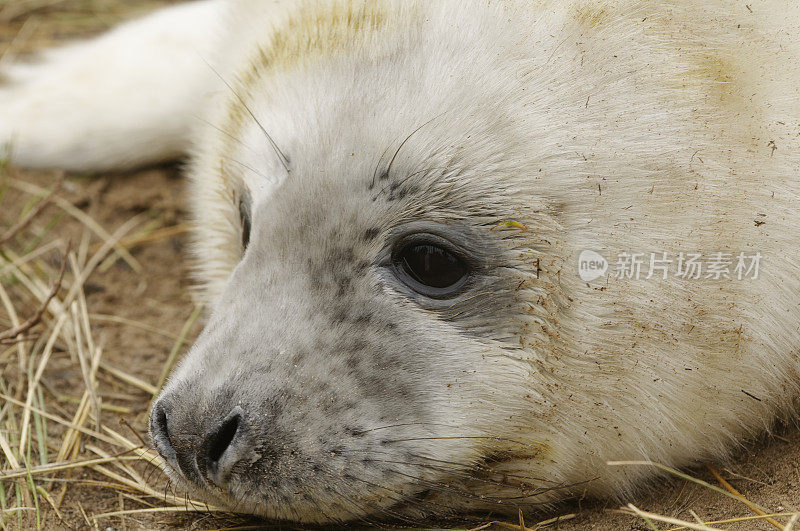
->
353;312;374;325
351;339;368;352
335;277;351;297
363;227;381;241
331;308;348;324
291;351;306;365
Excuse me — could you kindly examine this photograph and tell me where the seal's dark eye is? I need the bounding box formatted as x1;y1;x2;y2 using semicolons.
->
239;199;251;251
393;242;469;298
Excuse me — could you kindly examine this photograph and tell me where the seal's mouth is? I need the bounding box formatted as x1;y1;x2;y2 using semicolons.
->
148;396;573;525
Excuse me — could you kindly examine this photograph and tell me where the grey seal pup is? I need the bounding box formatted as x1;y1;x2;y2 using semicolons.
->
1;0;799;523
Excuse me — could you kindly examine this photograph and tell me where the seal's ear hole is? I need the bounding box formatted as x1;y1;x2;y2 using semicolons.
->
392;237;470;299
239;197;252;252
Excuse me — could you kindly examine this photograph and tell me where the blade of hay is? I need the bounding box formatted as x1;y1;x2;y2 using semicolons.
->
90;313;179;340
102;426;162;470
620;504;722;531
1;455;142;481
60;213;145;315
607;461;772;513
97;222;189;273
55;392;88;461
0;281;28;385
0;178;60;247
16;313;66;459
76;502;91;528
0;239;63;277
87;463;222;511
76;226;90;270
667;512;800;531
92;505;230;520
464;514;577;531
69;293;101;432
86;445;146;487
56;395;130;414
0;429;20;469
32;388;48;466
0;246;66;345
0;393;119;446
34;486;62;525
6;178;141;272
98;361;158;395
705;465;784;531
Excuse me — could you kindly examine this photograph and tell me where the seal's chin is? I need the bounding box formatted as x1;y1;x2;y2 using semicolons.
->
156;459;233;510
154;456;418;524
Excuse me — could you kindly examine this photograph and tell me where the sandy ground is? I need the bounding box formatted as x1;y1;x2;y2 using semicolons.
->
0;2;798;529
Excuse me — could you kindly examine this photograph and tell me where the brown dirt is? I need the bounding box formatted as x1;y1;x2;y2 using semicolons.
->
0;2;798;529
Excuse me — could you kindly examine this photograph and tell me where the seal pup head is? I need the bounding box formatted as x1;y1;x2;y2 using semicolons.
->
149;2;571;522
149;0;800;524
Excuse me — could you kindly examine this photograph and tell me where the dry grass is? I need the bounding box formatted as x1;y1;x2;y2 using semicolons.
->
0;1;798;530
0;170;238;529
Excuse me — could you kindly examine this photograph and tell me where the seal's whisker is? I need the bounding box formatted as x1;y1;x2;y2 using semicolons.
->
408;474;561;505
385;113;448;182
353;421;474;435
348;473;461;515
382;434;530;446
340;448;567;488
360;453;565;496
305;494;345;527
381;467;523;506
405;452;565;485
203;59;290;172
220;155;272;181
371;142;397;190
361;457;546;493
371;165;451;198
196;117;259;157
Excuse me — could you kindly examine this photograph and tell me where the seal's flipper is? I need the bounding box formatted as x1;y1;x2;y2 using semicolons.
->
0;0;228;172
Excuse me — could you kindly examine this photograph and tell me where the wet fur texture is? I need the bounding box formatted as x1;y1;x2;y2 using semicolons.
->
2;0;800;524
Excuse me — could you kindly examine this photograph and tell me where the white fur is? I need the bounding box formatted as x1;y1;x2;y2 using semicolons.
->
3;0;800;522
0;0;229;171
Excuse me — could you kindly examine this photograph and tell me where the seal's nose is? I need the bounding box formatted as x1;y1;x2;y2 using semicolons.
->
197;407;246;486
150;400;177;464
150;397;249;487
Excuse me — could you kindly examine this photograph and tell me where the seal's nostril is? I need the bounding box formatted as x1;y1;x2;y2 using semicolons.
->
205;413;241;471
150;400;176;463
